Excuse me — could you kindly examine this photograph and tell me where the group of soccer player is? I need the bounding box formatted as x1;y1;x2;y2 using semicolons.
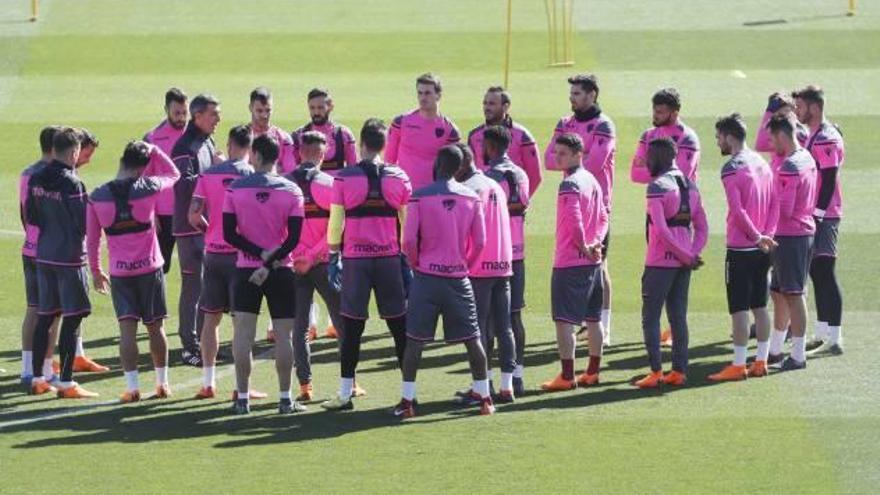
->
17;71;844;417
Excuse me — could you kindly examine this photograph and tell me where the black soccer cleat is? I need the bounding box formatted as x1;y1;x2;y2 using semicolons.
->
232;398;250;415
779;357;807;372
278;398;307;414
512;377;525;397
181;349;203;368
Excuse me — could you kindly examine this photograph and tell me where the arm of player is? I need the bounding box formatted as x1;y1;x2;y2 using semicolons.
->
722;174;762;244
467;199;487;267
595;188;610;245
68;181;89;241
143;145;181;187
402;198;420;267
690;190;709;257
222;212;265;259
343;129;359;165
188;196;208;232
18;175;28;230
265;216;304;266
754;111;774;152
86;202;110;293
385;117;402;165
544;120;564;171
520;136;543;194
814;167;838;218
630;134;651;184
648;198;694;265
560;189;588;253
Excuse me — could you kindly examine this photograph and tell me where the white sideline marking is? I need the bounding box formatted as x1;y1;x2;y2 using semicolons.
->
731;69;747;79
0;229;23;237
0;348;274;430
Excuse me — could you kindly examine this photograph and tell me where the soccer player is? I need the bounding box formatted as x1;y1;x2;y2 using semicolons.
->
542;133;608;391
482;125;530;392
189;125;255;398
285;131;344;401
321;119;412;411
87;141;180;401
765;115;818;371
545;74;617;345
26;127;98;398
386;73;460;190
290;87;358;176
394;145;493;418
707;114;777;382
633;137;708;389
755;92;809;169
468;86;542;193
453;143;517;402
171;93;223;367
792;86;845;356
249;87;296;174
631;88;701;184
222;135;305;415
144;87;188;275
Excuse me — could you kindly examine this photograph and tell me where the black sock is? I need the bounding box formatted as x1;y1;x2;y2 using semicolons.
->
385;316;407;367
32;314;54;379
58;315;83;382
340;317;365;378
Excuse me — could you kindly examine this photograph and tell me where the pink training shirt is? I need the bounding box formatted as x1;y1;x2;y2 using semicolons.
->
468;117;542;194
290;121;358;176
332;161;412;259
285;164;335;265
805;120;845;219
484;156;530;261
545;111;616;212
385;110;460;190
774;148;817;237
252;125;296;175
403;179;486;279
554;166;608;269
631;121;701;184
144;120;186;216
19;160;49;258
754;111;809;173
460;170;513;278
87;147;181;277
222;172;305;268
191;159;254;254
720;148;777;249
644;168;709;268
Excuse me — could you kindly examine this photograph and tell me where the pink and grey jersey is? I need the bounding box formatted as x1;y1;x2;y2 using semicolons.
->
485;156;530;261
385;110;460;190
332;161;412;259
87;149;181;277
290;121;358;175
774;148;817;237
192;159;254;254
545;110;616;211
171;123;218;236
720;149;777;249
26;160;89;266
644;168;709;268
805;120;845;218
554;166;608;269
19;159;49;258
285;164;334;264
403;179;486;279
631;122;700;184
253;125;296;175
144;120;186;216
222;172;305;268
468;117;542;194
459;171;513;278
754;111;809;172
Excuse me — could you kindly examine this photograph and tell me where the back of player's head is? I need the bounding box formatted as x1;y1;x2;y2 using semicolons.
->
228;124;252;149
647;137;677;168
78;128;99;148
39;125;61;154
715;113;747;142
251;134;280;165
190;94;220;116
486;86;511;106
121;141;152;170
165;87;187;108
567;73;600;97
555;133;584;153
52;127;81;155
416;73;442;94
360;118;387;152
652;87;681;110
433;144;463;180
300;130;327;146
767;114;795;137
307;87;330;102
791;85;824;109
250;87;272;105
452;142;474;169
483;125;511;154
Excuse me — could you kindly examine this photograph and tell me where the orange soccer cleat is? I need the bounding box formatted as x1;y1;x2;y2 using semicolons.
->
325;325;339;339
663;370;687;387
708;364;747;383
195;386;216;399
31;380;57;395
748;360;768;378
57;384;99;399
540;374;576;392
576;372;600;387
73;356;110;373
307;326;318;343
120;390;141;403
297;383;313;402
155;384;171;399
479;397;496;416
634;370;664;389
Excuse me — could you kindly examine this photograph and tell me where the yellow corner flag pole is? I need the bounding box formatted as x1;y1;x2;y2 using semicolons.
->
30;0;38;22
503;0;513;88
847;0;856;16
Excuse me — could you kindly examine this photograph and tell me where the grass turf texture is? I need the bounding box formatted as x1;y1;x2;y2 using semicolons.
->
1;0;879;493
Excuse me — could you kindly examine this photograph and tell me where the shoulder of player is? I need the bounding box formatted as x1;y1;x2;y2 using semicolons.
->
780;151;814;174
89;182;114;201
508;120;537;144
380;164;410;181
813;121;844;146
647;174;677;197
467;123;486;142
391;112;415;128
676;124;700;149
720;154;746;178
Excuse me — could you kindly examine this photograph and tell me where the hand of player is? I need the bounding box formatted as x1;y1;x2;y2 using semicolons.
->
400;253;414;297
586;242;603;262
93;271;110;295
766;92;786;113
196;217;208;233
757;235;778;253
248;266;270;287
261;247;278;263
328;251;343;292
691;255;705;271
293;256;314;275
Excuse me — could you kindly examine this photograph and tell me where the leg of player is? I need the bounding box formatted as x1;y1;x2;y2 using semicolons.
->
177;236;204;366
232;311;258;414
542;321;578;391
197;311;223;398
146;320;170;397
385;315;408;367
307;301;319;342
394;338;423;419
749;306;772;377
808;256;843;355
579;320;603;386
781;292;808;370
56;315;98;398
46;316;60;377
119;319;142;402
273;317;305;414
292;278;316;401
601;260;612;345
322;316;364;411
72;322;109;372
20;306;38;384
768;290;789;364
29;314;56;395
511;312;526;394
634;268;672;389
664;269;690;386
464;338;495;415
709;310;750;382
492;281;516;401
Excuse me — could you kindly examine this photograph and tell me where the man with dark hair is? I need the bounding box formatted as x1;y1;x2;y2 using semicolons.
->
171;93;223;366
790;86;845;356
321;118;412;411
189;125;255;398
249;87;296;174
755;91;808;166
546;73;617;345
285;130;345;402
290;87;358;177
633;137;708;389
87;141;180;401
26;127;99;398
542;133;608;391
145;87;188;275
386;73;460;190
223;135;305;415
708;114;777;382
765;115;818;371
481;125;530;395
394;144;493;418
76;128;100;167
468;86;542;193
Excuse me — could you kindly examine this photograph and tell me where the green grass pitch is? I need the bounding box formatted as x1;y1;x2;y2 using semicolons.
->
0;1;879;493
